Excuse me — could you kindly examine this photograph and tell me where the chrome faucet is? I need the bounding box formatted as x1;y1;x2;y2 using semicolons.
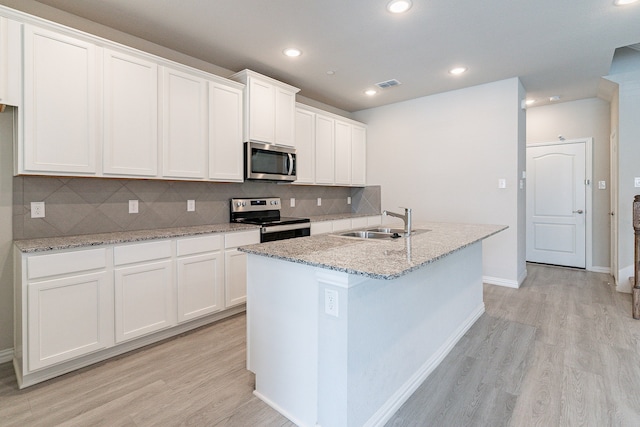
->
383;207;412;235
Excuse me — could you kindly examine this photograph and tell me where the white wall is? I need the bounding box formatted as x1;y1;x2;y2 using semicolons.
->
354;78;526;286
606;69;640;291
526;97;611;270
0;108;14;356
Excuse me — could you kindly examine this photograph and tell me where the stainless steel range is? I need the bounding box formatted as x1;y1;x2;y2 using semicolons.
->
230;197;311;242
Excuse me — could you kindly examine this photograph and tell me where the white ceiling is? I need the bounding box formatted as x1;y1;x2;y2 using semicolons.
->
29;0;640;112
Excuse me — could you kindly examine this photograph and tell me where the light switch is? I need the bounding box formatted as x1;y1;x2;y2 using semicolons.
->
498;179;506;189
598;181;606;190
187;200;195;211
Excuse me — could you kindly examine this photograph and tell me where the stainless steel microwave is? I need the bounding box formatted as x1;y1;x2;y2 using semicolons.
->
245;141;297;182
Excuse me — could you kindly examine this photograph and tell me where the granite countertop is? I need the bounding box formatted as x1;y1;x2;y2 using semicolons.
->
14;223;260;253
308;213;382;222
239;222;507;280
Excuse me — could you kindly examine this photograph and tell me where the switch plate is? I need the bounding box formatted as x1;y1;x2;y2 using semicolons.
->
498;179;506;189
347;196;352;205
598;181;606;190
129;200;139;214
31;201;45;218
317;197;322;206
187;200;195;211
290;198;295;208
635;177;640;188
325;289;339;317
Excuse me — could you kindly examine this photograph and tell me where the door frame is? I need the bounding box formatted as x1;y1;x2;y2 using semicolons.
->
526;137;593;270
610;129;618;283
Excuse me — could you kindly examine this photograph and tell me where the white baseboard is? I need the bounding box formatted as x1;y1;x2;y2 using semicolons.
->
483;275;520;288
364;303;485;427
0;348;13;364
588;266;611;274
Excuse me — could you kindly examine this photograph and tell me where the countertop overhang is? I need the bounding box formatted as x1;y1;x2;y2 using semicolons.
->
240;222;507;280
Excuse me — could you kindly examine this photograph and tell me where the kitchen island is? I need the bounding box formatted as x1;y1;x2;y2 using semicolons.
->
240;222;506;427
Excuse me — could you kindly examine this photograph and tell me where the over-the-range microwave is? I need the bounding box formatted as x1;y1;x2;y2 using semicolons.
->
245;141;297;182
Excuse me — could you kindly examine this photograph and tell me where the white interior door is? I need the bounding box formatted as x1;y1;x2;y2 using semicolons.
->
526;141;586;268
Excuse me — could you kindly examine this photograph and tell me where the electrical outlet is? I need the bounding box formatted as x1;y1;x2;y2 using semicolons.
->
347;196;352;205
317;197;322;206
325;289;339;317
635;177;640;188
187;200;196;211
290;198;296;208
31;201;45;218
129;200;139;214
498;179;506;189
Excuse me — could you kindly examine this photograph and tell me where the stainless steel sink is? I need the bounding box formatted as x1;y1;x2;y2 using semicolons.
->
337;228;430;240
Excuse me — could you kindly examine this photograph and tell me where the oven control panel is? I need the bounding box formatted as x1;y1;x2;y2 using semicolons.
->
231;198;281;212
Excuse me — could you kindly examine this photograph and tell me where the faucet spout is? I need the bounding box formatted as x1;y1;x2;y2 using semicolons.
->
383;207;412;235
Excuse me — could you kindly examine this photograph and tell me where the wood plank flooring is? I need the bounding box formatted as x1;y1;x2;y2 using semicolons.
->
2;263;640;426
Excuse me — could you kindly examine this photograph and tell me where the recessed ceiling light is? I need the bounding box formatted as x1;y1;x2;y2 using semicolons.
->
387;0;412;13
449;67;467;75
326;70;336;75
614;0;638;5
283;48;302;57
525;99;536;105
365;89;378;96
549;95;561;101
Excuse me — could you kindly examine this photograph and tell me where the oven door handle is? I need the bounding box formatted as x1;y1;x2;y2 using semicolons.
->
261;223;310;234
287;153;294;176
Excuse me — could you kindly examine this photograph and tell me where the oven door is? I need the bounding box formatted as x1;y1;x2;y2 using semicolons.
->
246;141;296;182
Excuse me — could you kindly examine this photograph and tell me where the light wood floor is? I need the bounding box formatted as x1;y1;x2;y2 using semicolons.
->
1;263;640;426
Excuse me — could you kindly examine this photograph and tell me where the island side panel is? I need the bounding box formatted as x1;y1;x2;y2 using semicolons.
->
317;242;485;427
246;255;319;427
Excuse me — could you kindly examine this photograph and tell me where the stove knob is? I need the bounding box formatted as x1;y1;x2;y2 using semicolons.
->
236;201;242;207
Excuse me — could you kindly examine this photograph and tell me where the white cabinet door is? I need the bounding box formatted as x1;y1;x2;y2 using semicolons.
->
0;17;21;107
225;249;248;308
161;66;207;179
103;48;158;177
22;25;98;174
315;115;335;184
294;108;315;184
334;120;352;185
247;77;275;143
275;87;296;147
351;125;367;186
27;271;112;371
114;259;174;343
177;252;224;322
209;82;243;182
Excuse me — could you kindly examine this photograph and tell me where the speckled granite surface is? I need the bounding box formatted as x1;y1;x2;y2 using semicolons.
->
308;213;382;222
240;222;507;280
14;223;260;253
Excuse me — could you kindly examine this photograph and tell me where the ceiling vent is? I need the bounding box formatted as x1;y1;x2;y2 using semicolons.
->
375;79;402;89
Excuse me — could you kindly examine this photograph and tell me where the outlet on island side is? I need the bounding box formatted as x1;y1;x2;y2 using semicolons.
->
325;289;339;317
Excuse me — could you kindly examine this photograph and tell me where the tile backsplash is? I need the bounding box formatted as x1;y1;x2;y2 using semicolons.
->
13;176;381;239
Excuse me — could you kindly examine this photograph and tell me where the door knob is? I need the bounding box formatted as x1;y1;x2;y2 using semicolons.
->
573;210;584;214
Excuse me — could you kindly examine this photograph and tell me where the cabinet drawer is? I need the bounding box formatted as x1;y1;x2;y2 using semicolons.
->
177;234;223;256
225;230;260;249
27;248;107;280
114;240;172;266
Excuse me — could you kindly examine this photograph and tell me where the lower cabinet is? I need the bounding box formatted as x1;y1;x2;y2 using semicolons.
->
14;228;259;388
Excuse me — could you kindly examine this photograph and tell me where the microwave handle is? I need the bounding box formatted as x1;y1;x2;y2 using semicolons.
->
287;153;294;175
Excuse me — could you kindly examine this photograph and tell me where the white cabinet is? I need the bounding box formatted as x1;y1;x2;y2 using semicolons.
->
161;66;207;179
209;81;244;181
114;240;174;343
351;125;367;186
23;248;112;371
176;235;224;322
224;229;260;308
103;48;159;177
22;25;98;174
231;69;299;147
334;120;352;185
294;107;315;184
315;114;335;184
0;16;21;107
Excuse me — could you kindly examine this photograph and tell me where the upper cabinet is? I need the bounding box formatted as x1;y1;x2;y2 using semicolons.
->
231;69;300;147
103;48;159;177
296;103;367;187
208;81;244;182
0;16;21;107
